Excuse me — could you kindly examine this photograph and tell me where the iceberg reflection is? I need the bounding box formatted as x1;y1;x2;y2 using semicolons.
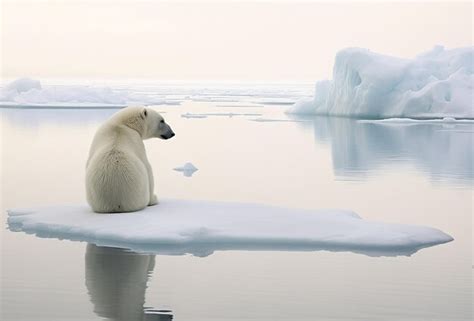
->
291;115;473;186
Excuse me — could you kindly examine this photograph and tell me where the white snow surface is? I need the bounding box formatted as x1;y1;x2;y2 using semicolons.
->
287;46;474;119
7;199;452;257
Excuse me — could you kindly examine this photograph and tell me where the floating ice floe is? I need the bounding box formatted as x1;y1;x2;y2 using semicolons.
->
287;46;474;119
0;78;182;108
357;117;474;125
7;199;453;257
173;162;198;177
214;103;264;108
1;78;313;108
252;98;298;105
181;112;262;118
5;78;42;93
181;112;208;119
250;117;312;123
181;112;206;119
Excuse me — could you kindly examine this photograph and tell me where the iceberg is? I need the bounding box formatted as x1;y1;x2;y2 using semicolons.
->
7;199;452;257
287;46;474;119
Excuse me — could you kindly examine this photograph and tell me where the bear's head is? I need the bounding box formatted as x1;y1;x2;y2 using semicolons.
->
141;107;175;140
115;106;175;140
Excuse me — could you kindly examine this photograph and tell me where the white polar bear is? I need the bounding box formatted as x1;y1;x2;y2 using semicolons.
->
86;106;175;213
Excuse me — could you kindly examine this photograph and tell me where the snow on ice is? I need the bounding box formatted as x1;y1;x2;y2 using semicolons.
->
7;199;453;257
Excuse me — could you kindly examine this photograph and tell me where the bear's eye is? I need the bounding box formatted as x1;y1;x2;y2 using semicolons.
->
144;110;148;117
160;119;164;123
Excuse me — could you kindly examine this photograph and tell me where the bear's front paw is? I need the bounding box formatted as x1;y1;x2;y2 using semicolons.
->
149;194;159;206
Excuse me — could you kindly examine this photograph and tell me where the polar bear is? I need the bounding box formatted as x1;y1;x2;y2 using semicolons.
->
86;106;175;213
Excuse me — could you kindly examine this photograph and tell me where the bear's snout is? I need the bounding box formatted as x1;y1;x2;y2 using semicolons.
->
161;130;175;140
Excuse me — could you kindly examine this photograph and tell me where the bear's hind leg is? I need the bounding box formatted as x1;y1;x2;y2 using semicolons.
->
148;194;158;206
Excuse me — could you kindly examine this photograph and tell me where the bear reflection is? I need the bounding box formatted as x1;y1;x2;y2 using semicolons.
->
85;244;173;321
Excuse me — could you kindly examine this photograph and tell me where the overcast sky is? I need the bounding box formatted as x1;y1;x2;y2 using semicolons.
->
1;1;472;81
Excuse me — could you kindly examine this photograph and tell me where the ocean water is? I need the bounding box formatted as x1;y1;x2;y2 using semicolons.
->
1;102;472;321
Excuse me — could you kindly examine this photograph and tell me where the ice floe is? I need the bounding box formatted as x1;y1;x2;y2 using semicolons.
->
214;103;264;108
7;199;453;257
251;98;297;105
181;112;262;118
250;118;312;123
287;46;474;119
181;113;208;119
358;117;474;125
0;78;182;108
4;77;42;93
1;78;313;108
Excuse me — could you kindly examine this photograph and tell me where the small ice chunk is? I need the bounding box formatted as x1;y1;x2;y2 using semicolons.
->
285;97;315;114
442;117;456;122
173;162;198;177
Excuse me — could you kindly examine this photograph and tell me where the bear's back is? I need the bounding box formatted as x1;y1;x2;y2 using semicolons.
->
85;122;150;213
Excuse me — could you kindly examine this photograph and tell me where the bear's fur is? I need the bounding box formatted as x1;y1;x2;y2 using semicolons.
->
86;106;174;213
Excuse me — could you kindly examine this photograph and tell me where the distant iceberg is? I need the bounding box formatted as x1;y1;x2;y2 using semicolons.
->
7;199;453;257
287;46;474;119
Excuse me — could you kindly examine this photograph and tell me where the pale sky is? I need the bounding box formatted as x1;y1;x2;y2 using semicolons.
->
1;0;472;81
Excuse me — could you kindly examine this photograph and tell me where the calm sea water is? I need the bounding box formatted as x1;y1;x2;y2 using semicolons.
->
1;102;472;321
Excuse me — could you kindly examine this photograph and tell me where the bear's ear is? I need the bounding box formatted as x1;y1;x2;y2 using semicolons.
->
141;108;147;120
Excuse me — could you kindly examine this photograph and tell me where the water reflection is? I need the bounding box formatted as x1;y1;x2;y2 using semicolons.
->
290;115;473;186
85;244;173;321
